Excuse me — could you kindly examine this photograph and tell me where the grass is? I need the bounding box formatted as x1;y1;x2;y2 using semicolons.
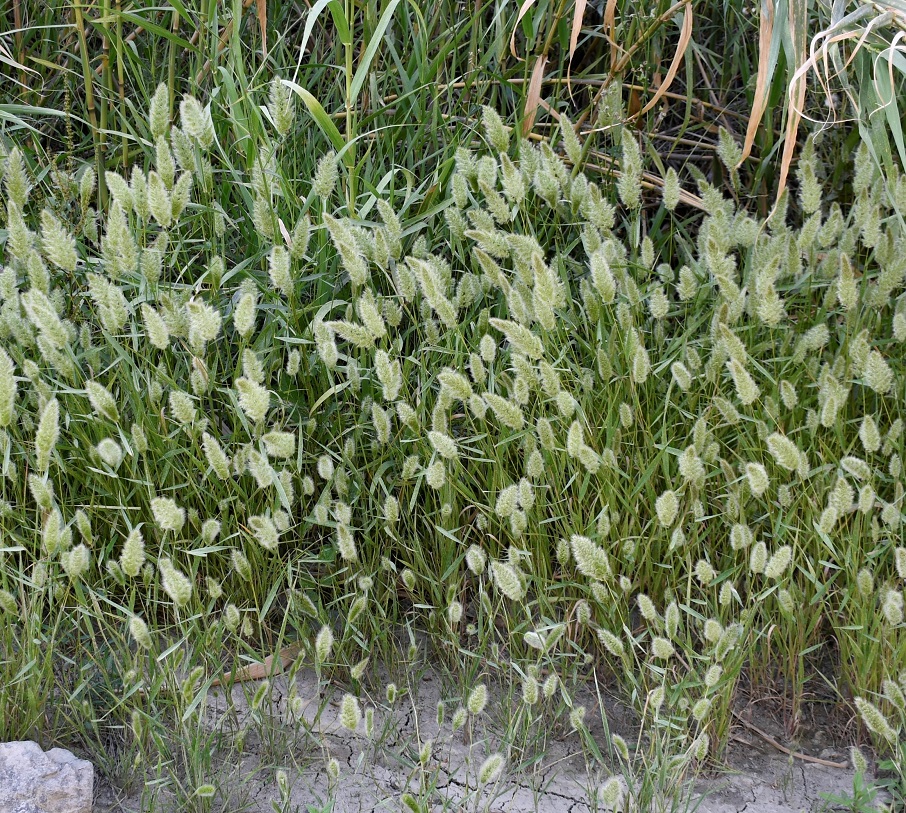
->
2;1;906;811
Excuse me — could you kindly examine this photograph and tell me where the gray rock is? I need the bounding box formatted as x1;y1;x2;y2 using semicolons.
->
0;741;93;813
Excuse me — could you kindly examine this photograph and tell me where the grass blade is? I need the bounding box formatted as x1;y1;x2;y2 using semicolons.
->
349;0;403;108
295;0;350;81
282;79;348;155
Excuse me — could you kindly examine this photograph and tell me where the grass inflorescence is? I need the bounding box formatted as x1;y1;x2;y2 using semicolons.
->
1;69;906;810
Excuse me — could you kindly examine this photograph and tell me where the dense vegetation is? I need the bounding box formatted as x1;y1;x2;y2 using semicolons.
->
2;1;906;810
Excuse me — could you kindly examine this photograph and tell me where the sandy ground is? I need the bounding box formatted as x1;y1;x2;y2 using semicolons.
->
93;661;876;813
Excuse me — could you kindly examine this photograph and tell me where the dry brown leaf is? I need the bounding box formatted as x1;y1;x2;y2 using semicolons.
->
604;0;619;69
637;4;693;118
523;54;548;136
213;643;302;686
774;0;808;207
566;0;589;97
739;0;774;165
510;0;539;59
569;0;588;63
257;0;268;57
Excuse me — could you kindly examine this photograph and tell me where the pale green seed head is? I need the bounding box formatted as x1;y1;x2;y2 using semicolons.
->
61;543;90;580
313;152;339;199
651;637;675;660
339;693;361;732
467;683;488;715
655;490;679;528
151;497;185;533
129;615;153;649
158;557;192;607
477;753;504;785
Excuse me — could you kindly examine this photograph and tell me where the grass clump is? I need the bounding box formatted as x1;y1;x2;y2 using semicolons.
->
1;81;906;809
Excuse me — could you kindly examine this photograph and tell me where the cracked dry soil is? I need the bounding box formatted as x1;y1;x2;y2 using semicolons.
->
95;664;869;813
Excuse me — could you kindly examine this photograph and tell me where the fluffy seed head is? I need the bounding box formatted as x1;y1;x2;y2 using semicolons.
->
230;549;251;581
158;557;192;607
704;618;723;644
596;628;625;658
490;560;525;601
230;291;256;340
428;430;458;460
236;377;270;423
749;541;768;574
651;637;675;660
882;589;904;625
147;495;185;534
459;686;486;723
186;299;221;352
4;147;31;207
841;456;871;481
141;304;170;349
425;460;446;489
478;753;504;785
96;438;123;469
665;601;680;638
0;589;17;616
336;523;357;561
571;535;612;581
483;392;524;431
340;693;361;732
894;547;906;580
780;380;798;410
637;593;659;624
129;615;153;649
148;82;170;139
85;381;119;422
313;152;339;198
249;514;280;551
671;361;692;391
262;431;295;460
663;167;681;211
315;625;334;665
0;348;16;427
695;558;716;584
202;433;231;480
481;106;510;153
180;95;214;147
169;390;196;426
600;776;625;810
655;490;679;527
730;523;753;550
479;334;497;364
864;350;894;395
727;358;760;405
745;463;769;496
35;398;60;473
466;544;487;574
202;520;221;544
61;543;90;580
268;77;295;137
855;697;898;743
40;209;78;272
766;433;802;472
765;545;792;580
859;415;881;454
